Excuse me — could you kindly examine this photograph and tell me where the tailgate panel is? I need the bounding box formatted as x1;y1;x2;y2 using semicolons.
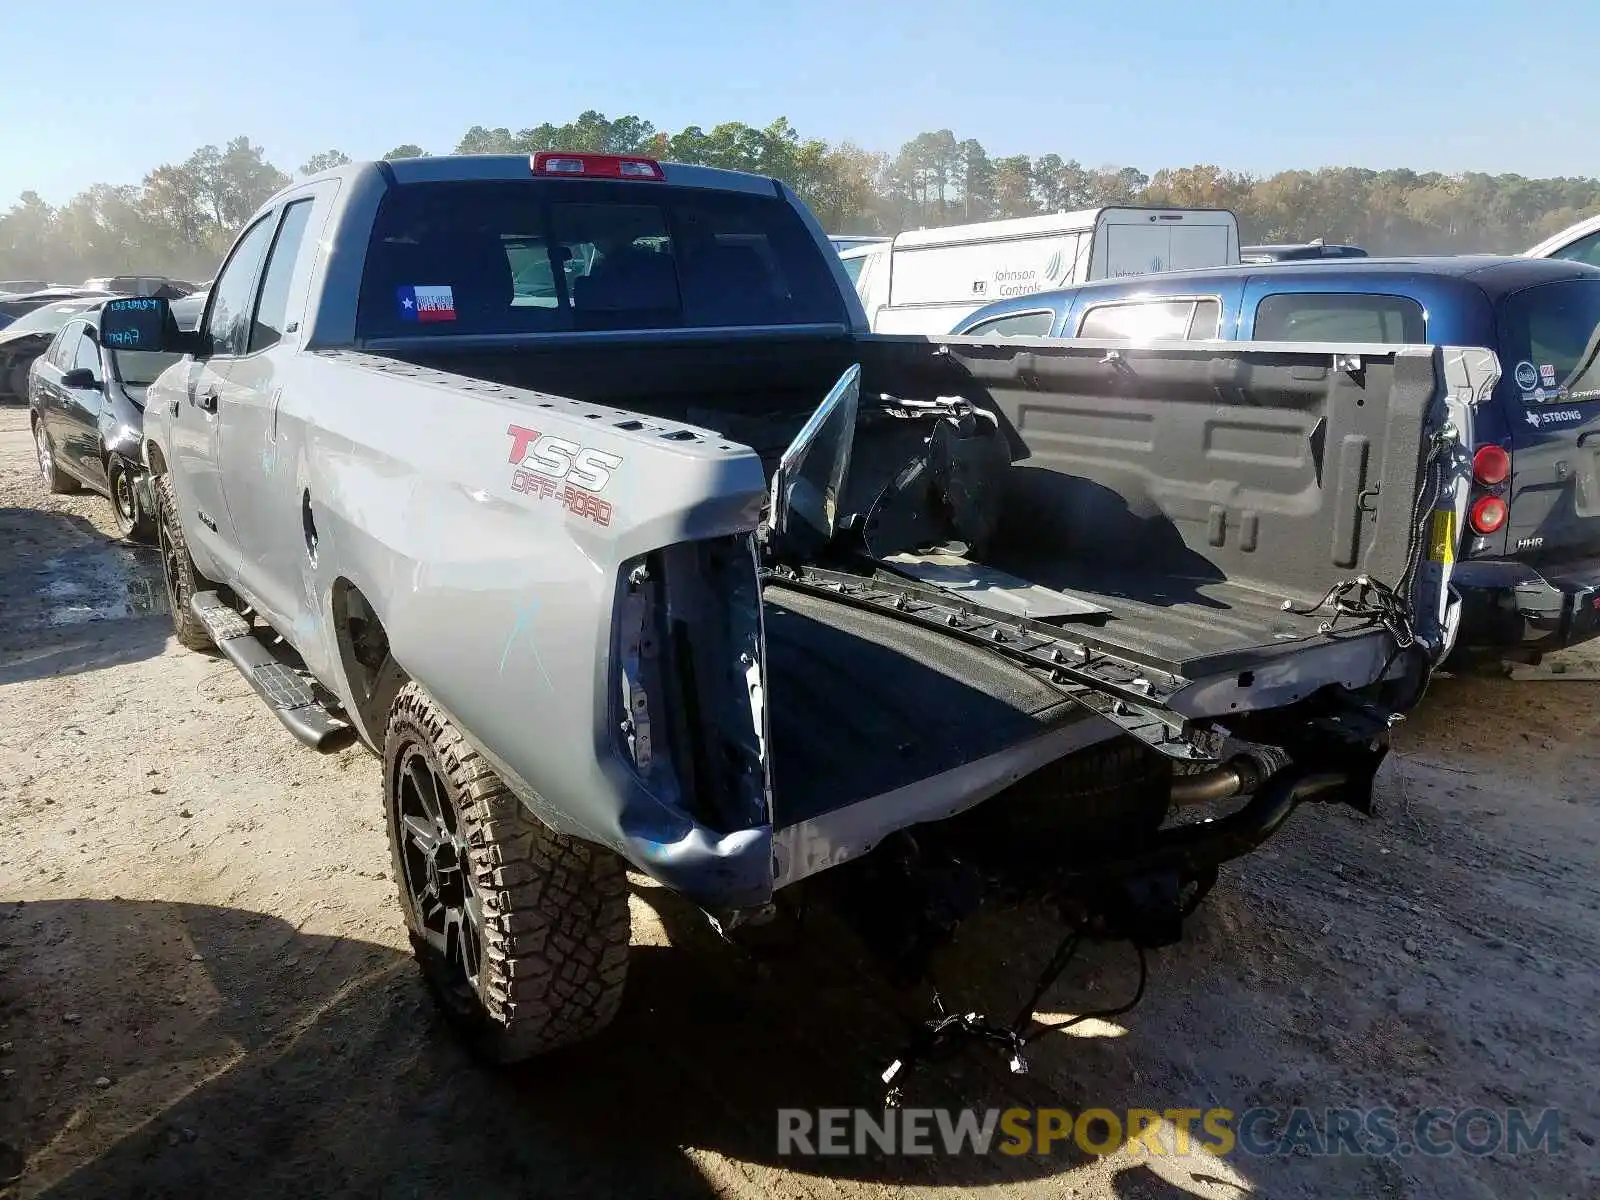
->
941;339;1443;608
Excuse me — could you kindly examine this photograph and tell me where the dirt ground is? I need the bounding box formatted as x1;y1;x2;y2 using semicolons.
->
1;404;1597;1200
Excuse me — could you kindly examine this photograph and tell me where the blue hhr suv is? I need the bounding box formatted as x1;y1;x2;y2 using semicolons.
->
952;255;1600;659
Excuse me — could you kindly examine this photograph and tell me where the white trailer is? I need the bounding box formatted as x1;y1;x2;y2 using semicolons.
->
841;207;1240;334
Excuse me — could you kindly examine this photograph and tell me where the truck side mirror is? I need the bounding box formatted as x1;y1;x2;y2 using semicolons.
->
99;296;196;355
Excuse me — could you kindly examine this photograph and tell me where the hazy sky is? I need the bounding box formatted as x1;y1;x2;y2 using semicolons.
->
4;0;1596;205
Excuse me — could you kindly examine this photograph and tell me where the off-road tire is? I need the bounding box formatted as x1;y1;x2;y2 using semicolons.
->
153;472;214;651
32;416;79;494
384;682;630;1063
109;457;155;543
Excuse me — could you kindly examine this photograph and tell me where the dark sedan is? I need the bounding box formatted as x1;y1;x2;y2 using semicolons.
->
28;301;196;540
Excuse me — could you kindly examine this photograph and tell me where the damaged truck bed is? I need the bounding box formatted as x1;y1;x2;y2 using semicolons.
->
116;154;1486;1065
366;331;1482;899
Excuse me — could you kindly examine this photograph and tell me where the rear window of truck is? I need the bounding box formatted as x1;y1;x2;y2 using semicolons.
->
356;180;849;338
1499;279;1600;402
1254;292;1425;343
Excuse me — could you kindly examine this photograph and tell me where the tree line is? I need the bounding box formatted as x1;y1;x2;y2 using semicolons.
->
3;111;1596;284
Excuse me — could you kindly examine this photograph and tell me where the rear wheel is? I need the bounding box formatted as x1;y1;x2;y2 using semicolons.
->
384;683;630;1063
153;473;214;651
109;457;155;543
32;418;78;494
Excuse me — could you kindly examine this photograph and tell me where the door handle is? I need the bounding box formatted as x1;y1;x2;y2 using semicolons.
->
198;390;218;413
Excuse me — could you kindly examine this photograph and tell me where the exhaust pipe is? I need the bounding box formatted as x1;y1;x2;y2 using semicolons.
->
1169;745;1292;808
1076;766;1349;882
1169;763;1250;807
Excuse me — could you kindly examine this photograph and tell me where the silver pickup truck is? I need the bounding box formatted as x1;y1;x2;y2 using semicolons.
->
100;152;1485;1066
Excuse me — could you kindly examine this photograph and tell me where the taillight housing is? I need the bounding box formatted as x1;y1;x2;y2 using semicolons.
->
1470;494;1508;535
530;152;665;181
1472;444;1510;487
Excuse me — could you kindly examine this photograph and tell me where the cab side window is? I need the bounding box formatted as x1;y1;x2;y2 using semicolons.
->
250;199;317;353
204;216;276;357
1078;298;1220;340
1188;298;1222;338
1254;293;1425;343
962;310;1055;337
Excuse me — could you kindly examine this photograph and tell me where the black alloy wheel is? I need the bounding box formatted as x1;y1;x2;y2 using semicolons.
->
109;458;154;541
33;419;78;493
391;742;485;1012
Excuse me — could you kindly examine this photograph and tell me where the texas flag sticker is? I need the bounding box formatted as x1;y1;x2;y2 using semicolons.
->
398;284;456;323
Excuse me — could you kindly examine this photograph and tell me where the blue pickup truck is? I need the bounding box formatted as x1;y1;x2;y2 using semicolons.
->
952;255;1600;660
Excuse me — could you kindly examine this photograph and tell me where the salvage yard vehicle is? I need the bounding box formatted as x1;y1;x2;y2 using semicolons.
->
0;279;51;298
954;255;1600;661
82;274;198;298
0;287;113;328
26;298;198;539
103;152;1479;1067
829;234;889;253
1525;212;1600;267
842;206;1241;334
0;297;108;403
1241;239;1367;263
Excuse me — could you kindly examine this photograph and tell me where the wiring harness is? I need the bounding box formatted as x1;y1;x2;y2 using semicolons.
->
881;925;1148;1105
1280;424;1456;653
